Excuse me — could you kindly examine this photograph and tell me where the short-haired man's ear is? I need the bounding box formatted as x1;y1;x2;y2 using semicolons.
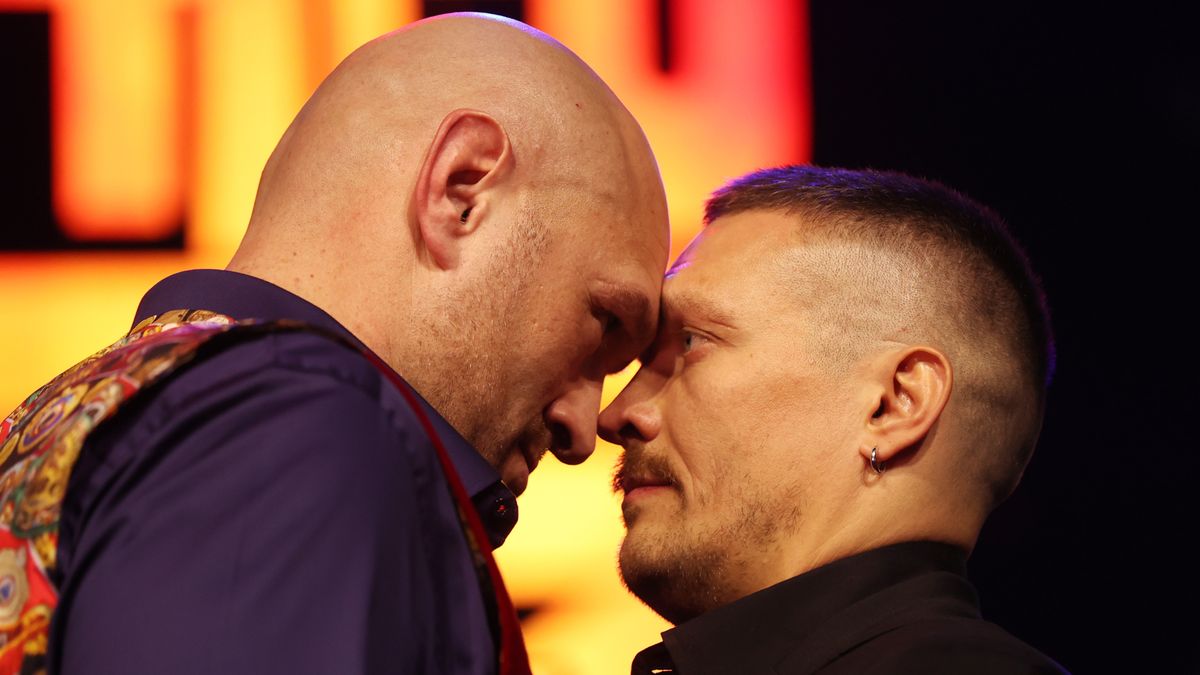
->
413;109;513;269
862;346;953;468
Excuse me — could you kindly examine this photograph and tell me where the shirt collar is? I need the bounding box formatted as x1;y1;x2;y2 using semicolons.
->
639;541;970;675
135;269;350;335
135;269;517;545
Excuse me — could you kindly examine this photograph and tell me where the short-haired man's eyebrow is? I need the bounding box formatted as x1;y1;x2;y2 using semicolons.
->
664;289;738;330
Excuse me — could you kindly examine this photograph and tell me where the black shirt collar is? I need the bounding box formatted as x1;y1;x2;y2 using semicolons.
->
135;269;517;546
638;541;973;674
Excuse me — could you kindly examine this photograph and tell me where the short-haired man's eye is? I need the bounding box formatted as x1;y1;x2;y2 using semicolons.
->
681;331;707;354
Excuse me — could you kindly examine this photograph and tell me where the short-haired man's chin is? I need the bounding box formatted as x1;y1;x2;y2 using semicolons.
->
620;571;687;625
619;551;712;625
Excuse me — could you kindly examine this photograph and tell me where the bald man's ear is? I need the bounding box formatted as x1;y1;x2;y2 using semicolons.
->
413;109;513;269
861;347;953;468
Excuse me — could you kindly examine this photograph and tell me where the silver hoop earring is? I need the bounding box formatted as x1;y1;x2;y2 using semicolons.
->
870;447;885;474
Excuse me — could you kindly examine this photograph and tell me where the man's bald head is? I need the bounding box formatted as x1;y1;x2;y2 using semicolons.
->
246;13;652;244
229;14;670;493
704;166;1054;509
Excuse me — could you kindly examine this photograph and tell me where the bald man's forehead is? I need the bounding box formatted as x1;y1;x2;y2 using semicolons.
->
544;138;665;220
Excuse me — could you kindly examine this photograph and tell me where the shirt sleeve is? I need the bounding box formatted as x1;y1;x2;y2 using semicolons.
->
52;351;445;675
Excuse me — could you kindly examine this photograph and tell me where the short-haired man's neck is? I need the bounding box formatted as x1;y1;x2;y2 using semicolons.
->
638;468;994;627
786;471;989;578
712;438;994;623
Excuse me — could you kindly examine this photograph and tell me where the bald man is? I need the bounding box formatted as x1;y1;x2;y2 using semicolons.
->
601;166;1065;674
0;14;667;675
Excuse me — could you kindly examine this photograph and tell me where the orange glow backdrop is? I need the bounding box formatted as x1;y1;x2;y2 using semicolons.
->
0;1;809;672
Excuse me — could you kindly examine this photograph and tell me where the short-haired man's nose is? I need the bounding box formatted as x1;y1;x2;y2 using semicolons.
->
544;377;604;465
597;378;661;446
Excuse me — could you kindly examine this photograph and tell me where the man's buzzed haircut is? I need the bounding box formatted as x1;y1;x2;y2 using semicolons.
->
705;165;1055;504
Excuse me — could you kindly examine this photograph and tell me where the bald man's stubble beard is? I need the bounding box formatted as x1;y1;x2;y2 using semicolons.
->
409;205;550;469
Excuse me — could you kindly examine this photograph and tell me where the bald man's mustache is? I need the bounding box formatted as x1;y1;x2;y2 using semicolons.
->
515;421;554;470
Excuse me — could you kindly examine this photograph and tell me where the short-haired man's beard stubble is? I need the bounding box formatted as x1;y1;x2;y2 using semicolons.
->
412;202;553;469
614;443;805;626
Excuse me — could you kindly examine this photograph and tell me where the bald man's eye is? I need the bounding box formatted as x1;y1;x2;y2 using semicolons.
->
596;313;624;349
602;313;622;335
594;312;636;374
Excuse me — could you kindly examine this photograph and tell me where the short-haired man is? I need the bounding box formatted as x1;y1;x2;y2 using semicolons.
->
0;14;667;675
601;165;1064;674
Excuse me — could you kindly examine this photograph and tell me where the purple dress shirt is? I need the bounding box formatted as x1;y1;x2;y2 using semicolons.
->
47;269;517;675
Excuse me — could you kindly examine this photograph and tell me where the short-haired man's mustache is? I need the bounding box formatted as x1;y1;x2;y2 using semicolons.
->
613;446;678;494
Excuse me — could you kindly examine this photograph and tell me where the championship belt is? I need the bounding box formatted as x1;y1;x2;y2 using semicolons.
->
0;310;529;675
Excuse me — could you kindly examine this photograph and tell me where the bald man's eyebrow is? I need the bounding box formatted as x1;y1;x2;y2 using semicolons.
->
604;287;654;348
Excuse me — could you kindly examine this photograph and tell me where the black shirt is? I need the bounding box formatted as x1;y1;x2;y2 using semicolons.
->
632;541;1067;674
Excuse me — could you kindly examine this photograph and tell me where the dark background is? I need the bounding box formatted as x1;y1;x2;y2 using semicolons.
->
806;3;1193;672
2;1;1192;670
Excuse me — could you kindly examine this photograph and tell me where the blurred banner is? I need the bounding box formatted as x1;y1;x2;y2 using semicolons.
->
0;1;808;672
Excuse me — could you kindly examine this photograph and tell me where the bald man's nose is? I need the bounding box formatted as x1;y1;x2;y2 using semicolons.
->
544;377;604;465
598;380;661;446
